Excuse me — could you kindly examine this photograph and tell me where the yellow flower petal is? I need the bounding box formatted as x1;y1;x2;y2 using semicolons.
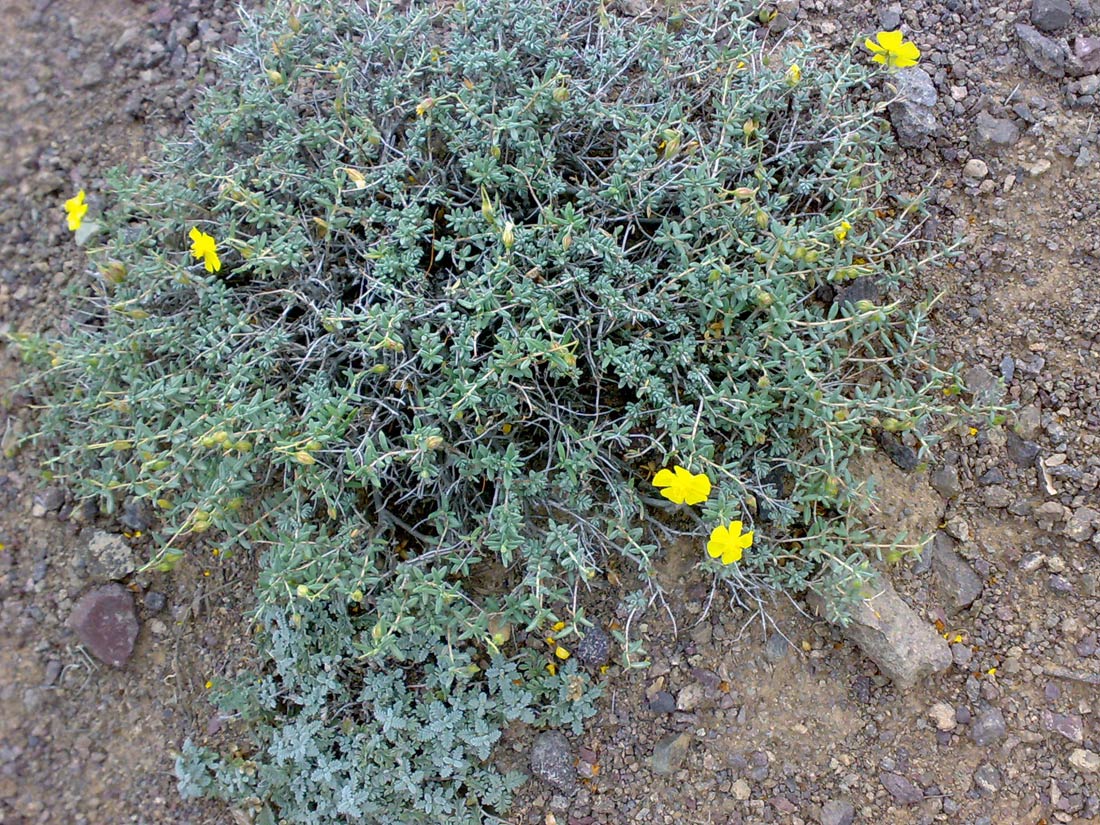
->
653;465;711;505
876;30;904;50
706;520;753;565
64;190;88;231
707;524;730;559
721;543;743;565
864;36;885;53
652;467;676;488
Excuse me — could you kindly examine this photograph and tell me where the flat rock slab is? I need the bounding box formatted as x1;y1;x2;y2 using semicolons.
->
83;530;136;581
529;730;575;794
811;575;951;689
68;584;139;668
650;731;692;775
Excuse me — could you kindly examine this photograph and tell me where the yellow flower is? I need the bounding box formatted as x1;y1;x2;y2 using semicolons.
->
785;64;802;86
707;520;754;565
833;220;851;243
864;30;921;69
64;190;88;231
652;465;711;506
189;227;221;272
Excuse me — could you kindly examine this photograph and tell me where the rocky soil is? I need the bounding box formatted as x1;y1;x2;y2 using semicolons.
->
1;0;1098;823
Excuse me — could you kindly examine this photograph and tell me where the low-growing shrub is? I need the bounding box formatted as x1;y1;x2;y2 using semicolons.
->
20;0;967;820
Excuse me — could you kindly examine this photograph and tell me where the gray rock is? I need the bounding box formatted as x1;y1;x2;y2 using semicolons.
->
574;626;611;667
931;533;983;614
808;575;951;689
1070;749;1100;772
974;112;1020;149
963;158;989;179
67;584;139;668
876;430;918;472
819;798;855;825
929;464;961;499
971;707;1007;746
1077;35;1100;73
1066;507;1099;542
1044;711;1084;742
529;731;576;794
1031;0;1073;32
34;487;65;513
1017;23;1070;77
951;642;973;667
964;364;1002;403
143;591;167;613
978;467;1006;486
887;68;939;148
835;276;880;308
1049;574;1075;593
880;771;923;804
650;731;692;775
83;531;135;581
982;485;1013;509
879;5;901;30
1006;431;1041;466
764;633;790;662
973;762;1003;794
119;499;152;532
676;682;710;712
649;691;676;713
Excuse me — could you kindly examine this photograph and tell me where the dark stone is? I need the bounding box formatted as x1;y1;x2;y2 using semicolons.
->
1016;23;1070;78
650;732;692;775
931;533;983;614
929;464;961;499
974;111;1020;149
978;467;1006;485
764;633;790;662
835;276;881;308
876;430;919;472
143;591;167;613
880;771;923;804
119;498;152;532
67;584;139;668
35;487;65;512
970;707;1007;746
973;762;1003;795
574;626;611;667
1049;574;1075;593
1006;431;1041;466
529;731;576;794
648;691;676;713
1031;0;1073;32
886;68;939;148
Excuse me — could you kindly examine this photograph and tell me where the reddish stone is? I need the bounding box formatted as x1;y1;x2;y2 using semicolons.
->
68;584;138;668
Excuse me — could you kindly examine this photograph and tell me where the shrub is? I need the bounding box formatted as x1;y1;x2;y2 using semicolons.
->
20;0;966;820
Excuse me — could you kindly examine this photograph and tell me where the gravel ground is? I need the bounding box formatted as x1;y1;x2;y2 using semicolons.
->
1;0;1098;823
